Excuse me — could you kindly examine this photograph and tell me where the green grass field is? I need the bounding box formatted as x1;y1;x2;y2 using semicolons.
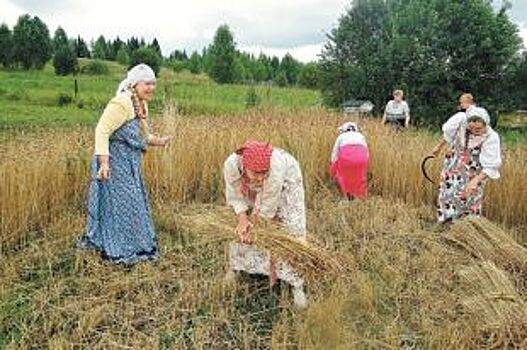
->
497;112;527;144
0;60;322;129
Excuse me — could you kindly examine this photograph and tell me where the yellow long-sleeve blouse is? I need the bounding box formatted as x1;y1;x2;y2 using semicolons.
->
94;91;149;155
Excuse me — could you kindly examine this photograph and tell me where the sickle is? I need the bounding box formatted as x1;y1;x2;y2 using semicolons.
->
421;155;437;185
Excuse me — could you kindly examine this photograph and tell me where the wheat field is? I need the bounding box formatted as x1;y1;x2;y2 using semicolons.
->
1;108;527;348
2;108;526;248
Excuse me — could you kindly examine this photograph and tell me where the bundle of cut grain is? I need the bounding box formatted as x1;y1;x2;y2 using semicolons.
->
445;217;527;292
165;205;345;284
457;261;527;349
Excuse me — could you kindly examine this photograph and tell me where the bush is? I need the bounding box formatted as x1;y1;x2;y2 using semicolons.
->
129;47;162;76
116;48;129;66
298;63;320;89
53;46;78;76
57;93;73;106
274;71;288;87
8;88;28;101
81;60;109;75
170;60;186;72
245;86;260;108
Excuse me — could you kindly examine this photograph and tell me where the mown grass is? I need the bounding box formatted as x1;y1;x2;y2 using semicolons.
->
2;196;526;348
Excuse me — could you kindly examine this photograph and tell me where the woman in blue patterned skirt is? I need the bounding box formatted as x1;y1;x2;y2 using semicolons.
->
78;64;170;264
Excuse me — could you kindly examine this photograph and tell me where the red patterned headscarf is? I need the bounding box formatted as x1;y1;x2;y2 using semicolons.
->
236;141;273;172
236;141;273;197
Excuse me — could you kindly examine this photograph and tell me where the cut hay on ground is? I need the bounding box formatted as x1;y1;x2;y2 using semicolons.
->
160;204;345;285
457;261;527;349
3;197;527;348
445;216;527;292
457;261;526;324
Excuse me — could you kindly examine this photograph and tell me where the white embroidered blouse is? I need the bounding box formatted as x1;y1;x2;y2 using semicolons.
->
442;111;502;179
223;148;303;218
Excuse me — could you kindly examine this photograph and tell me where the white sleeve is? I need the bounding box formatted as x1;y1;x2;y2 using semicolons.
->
384;101;392;114
223;154;249;215
404;101;410;115
442;112;466;144
331;135;341;163
361;133;368;147
259;153;287;219
480;131;502;180
260;153;305;228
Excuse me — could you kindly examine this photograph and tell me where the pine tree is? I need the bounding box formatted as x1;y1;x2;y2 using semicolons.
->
0;23;13;68
298;62;320;89
52;27;68;53
127;37;140;56
116;47;129;66
208;25;236;84
92;35;108;60
279;53;300;85
150;38;162;56
52;26;77;75
73;36;90;58
53;45;78;75
188;51;202;74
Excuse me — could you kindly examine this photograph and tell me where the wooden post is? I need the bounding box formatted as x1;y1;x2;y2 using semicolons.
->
74;78;79;99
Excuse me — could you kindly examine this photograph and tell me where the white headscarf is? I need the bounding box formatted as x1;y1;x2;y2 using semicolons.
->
338;122;358;133
116;64;156;95
466;106;490;125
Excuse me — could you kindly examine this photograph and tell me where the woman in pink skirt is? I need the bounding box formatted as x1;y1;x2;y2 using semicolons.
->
330;122;369;199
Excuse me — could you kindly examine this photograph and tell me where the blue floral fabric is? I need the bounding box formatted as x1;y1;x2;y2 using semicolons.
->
78;117;158;264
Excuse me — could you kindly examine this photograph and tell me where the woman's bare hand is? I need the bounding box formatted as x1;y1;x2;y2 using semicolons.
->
97;156;110;181
148;135;172;147
236;213;253;244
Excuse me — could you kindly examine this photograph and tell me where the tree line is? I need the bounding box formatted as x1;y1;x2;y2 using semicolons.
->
319;0;527;124
0;16;318;88
2;2;526;122
168;25;319;88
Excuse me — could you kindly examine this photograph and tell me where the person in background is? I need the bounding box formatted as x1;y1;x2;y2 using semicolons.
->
330;122;369;200
432;93;476;157
78;64;171;264
382;89;410;130
223;141;308;308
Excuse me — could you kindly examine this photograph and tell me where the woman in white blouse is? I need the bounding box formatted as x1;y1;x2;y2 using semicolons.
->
431;106;502;223
223;141;307;308
382;89;410;130
330;122;369;199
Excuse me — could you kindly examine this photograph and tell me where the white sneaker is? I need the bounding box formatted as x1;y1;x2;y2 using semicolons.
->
292;286;308;309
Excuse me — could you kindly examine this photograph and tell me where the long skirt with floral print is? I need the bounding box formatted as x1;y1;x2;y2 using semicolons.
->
437;143;487;223
78;118;158;264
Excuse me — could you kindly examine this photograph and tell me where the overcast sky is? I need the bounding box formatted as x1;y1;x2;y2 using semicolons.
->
1;0;526;62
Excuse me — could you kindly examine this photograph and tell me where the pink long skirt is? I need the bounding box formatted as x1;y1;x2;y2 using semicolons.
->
330;144;369;199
